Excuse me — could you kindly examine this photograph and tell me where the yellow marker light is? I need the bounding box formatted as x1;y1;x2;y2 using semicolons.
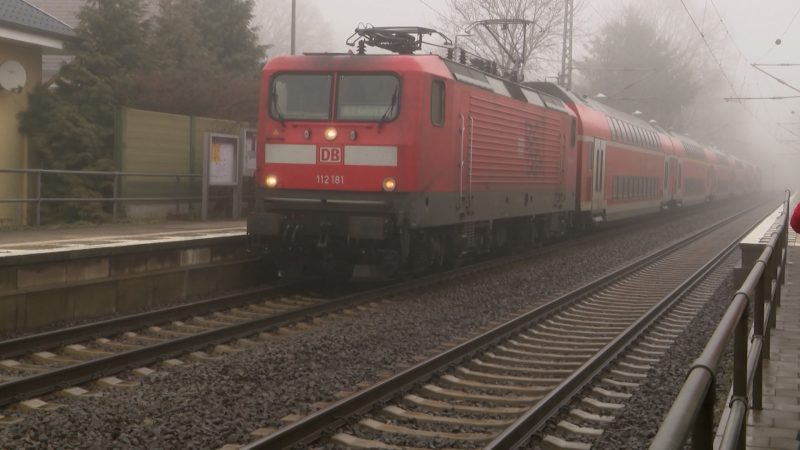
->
382;177;397;192
324;127;338;141
265;174;278;188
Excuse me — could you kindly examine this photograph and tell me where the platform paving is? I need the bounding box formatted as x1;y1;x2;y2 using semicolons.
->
743;239;800;450
0;220;245;257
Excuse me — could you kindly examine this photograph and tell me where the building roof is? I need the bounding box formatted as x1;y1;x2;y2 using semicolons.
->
25;0;159;29
0;0;77;40
24;0;84;28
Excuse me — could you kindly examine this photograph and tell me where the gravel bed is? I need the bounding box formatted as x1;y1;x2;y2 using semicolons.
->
0;196;774;449
590;267;737;450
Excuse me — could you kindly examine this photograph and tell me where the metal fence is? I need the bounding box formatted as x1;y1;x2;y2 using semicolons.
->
650;191;791;450
0;168;203;226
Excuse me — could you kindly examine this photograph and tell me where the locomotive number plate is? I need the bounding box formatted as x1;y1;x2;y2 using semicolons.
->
316;175;345;185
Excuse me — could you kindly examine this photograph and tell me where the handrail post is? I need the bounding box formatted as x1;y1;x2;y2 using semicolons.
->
767;256;778;328
753;276;765;410
36;171;42;227
692;379;715;450
733;304;749;450
112;172;119;221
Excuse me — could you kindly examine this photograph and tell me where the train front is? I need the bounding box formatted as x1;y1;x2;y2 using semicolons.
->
247;54;423;278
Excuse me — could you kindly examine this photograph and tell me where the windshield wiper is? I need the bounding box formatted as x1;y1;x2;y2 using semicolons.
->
377;85;399;130
271;89;286;127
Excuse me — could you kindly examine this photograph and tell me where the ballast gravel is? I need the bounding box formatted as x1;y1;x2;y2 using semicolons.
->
0;196;776;449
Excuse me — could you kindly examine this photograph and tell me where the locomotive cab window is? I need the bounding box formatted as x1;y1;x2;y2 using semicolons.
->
431;79;445;126
336;74;400;122
271;74;332;120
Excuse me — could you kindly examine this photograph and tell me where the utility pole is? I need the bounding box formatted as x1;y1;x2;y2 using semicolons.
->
560;0;574;90
291;0;296;55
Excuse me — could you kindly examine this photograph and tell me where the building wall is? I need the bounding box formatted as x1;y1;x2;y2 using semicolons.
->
0;40;42;226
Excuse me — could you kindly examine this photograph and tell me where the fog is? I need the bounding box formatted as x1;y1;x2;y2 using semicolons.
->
254;0;800;192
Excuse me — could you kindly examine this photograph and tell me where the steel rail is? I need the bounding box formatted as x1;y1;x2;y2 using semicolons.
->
485;210;757;448
0;199;755;410
0;226;630;407
240;206;759;449
0;284;292;360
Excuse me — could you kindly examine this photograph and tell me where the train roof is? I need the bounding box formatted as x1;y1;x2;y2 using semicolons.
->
525;82;659;131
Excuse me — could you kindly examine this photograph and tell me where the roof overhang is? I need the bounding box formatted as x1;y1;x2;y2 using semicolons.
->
0;24;71;54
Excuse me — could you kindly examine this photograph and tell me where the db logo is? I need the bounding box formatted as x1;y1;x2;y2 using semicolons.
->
318;147;343;164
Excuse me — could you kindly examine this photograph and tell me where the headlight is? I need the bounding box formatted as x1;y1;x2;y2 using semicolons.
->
382;177;397;192
324;127;338;141
265;174;278;188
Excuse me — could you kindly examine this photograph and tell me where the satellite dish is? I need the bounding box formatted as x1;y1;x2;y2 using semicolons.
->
0;60;27;92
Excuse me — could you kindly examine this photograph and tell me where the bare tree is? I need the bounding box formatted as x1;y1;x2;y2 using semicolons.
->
441;0;567;80
252;0;334;56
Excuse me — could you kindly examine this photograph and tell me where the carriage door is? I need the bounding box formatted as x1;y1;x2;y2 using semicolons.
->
591;139;606;212
670;158;679;200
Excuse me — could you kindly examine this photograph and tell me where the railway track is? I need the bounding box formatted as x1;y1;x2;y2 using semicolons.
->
238;205;762;449
0;200;756;419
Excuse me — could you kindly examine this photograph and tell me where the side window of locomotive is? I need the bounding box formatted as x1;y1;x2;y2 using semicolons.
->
271;74;332;120
337;74;400;121
431;80;445;127
570;118;577;148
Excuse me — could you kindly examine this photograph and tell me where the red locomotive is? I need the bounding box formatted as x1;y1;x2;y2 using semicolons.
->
247;27;758;277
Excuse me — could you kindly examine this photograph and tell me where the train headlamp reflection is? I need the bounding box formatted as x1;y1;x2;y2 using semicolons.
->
324;127;338;141
382;177;397;192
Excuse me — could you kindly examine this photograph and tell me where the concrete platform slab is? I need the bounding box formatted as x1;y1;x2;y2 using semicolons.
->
737;245;800;450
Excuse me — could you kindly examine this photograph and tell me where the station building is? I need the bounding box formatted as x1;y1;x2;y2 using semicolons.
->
0;0;76;226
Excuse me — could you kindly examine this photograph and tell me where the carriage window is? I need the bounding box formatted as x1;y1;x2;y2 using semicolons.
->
431;80;445;126
337;74;400;121
271;74;332;120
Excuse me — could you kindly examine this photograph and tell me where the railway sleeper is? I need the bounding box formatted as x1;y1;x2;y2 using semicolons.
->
495;345;592;362
514;333;605;349
557;420;604;437
541;434;592;450
482;352;582;369
402;394;528;416
356;417;496;442
455;367;561;385
440;374;553;394
381;405;514;428
420;383;541;405
470;357;573;375
506;339;603;354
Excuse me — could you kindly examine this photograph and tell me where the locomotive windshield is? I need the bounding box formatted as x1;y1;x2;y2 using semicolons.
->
271;74;332;120
336;75;400;122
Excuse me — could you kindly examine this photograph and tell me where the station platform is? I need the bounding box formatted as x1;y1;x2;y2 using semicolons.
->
719;203;800;450
741;242;800;450
0;220;258;333
0;220;246;259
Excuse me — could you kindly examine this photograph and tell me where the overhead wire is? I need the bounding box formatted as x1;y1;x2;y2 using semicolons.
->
757;3;800;61
677;0;739;97
680;0;800;151
415;0;450;23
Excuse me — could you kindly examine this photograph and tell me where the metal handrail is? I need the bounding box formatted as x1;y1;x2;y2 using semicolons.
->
650;190;791;450
0;167;203;226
